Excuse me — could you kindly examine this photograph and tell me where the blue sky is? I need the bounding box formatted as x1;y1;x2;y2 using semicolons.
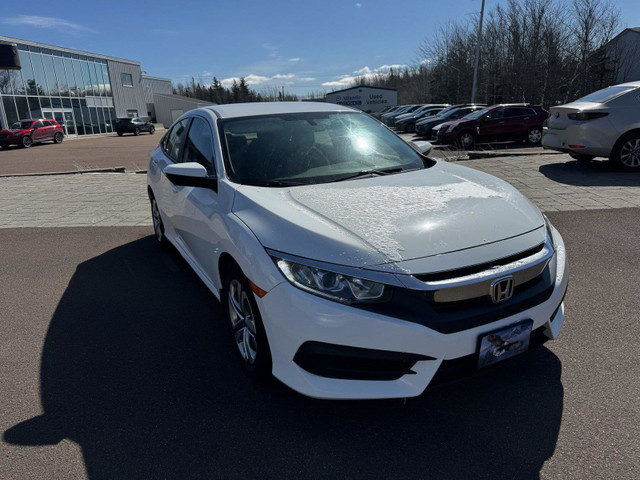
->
3;0;640;95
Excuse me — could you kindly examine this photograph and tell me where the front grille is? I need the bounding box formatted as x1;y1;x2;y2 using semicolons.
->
355;255;556;334
415;243;545;282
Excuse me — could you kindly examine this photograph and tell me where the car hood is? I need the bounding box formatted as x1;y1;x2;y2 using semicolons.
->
231;161;544;271
417;117;445;127
0;129;23;135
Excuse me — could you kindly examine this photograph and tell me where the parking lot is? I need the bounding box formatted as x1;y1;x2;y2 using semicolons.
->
1;135;639;479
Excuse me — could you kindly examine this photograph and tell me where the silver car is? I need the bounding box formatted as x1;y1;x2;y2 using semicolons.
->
543;81;640;170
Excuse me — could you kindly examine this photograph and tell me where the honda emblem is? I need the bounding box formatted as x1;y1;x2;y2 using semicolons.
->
490;276;514;304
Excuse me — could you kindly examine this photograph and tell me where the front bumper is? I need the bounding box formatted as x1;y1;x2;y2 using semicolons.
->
257;236;568;400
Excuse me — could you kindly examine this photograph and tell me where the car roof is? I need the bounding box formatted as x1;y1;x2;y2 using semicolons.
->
614;81;640;88
205;101;356;119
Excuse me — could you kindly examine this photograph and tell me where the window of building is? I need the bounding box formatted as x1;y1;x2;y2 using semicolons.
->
126;109;138;118
121;73;133;87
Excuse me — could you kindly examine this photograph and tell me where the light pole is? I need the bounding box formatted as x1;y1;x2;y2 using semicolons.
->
470;0;486;104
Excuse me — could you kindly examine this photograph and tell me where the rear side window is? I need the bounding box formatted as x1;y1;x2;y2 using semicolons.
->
33;121;45;129
182;117;215;174
163;118;190;162
485;109;504;120
43;120;54;126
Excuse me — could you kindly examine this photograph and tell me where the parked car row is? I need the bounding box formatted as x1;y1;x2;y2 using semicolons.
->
376;102;549;149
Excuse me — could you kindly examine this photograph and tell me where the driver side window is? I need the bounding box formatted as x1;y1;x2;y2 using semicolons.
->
485;109;504;120
163;118;191;162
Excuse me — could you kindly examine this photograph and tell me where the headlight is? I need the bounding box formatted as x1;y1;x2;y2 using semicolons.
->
273;257;390;304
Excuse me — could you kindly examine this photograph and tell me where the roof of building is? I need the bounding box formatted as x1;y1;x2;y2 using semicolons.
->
325;85;398;95
142;75;173;83
205;101;355;119
0;35;140;65
607;27;640;45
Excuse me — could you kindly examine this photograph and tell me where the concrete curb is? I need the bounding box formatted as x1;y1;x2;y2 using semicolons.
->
0;167;127;178
466;150;564;159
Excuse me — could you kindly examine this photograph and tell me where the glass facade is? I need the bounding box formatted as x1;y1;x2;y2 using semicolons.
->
0;43;117;135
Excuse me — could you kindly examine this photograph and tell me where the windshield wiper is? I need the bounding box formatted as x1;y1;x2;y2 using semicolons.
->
329;166;404;183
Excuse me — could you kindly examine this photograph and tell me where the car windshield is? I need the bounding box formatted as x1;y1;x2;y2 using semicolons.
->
11;121;33;129
576;86;635;103
219;112;428;187
463;108;489;120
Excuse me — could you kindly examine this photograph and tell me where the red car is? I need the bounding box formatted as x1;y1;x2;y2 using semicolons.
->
0;118;65;149
437;104;548;149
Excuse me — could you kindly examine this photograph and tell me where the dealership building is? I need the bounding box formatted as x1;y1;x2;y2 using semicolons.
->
325;86;397;113
0;35;212;135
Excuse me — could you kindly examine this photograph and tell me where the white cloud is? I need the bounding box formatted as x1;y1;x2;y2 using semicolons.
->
288;57;301;62
322;63;408;87
355;3;362;7
220;73;303;88
2;15;92;32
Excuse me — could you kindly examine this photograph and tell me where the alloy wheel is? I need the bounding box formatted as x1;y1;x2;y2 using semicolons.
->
22;136;32;148
528;128;542;144
620;139;640;168
228;279;258;365
459;132;474;149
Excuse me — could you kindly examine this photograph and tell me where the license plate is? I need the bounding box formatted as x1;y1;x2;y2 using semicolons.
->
478;320;533;368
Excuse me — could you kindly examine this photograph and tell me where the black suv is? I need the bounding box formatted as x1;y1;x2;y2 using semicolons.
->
116;117;155;136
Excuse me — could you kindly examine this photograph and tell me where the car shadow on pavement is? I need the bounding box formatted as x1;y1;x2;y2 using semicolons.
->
540;159;640;186
4;236;563;480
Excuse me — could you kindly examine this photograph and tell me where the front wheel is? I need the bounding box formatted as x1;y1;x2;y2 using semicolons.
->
117;130;123;137
457;131;475;149
406;123;416;134
149;126;155;135
526;127;543;145
53;132;63;144
224;266;272;379
21;136;33;148
610;133;640;171
150;196;169;249
134;127;140;136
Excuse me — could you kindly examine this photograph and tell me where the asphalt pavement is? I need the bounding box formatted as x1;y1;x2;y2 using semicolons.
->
0;133;160;175
1;208;638;479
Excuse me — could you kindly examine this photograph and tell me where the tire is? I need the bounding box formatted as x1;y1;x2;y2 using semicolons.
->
610;132;640;171
569;153;595;162
406;123;416;134
457;131;475;149
21;136;33;148
117;130;123;137
53;132;63;144
223;264;272;379
149;195;170;249
134;127;140;136
0;143;9;149
526;127;543;145
149;126;155;135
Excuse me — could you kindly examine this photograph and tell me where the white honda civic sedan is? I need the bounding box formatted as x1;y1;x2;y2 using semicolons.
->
147;102;568;399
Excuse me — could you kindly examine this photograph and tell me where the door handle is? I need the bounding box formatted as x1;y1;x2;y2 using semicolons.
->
499;121;505;124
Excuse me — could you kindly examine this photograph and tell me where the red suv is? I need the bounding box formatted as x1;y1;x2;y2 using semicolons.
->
437;104;548;149
0;118;65;149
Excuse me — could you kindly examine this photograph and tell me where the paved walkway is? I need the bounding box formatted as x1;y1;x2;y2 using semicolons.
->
0;153;639;228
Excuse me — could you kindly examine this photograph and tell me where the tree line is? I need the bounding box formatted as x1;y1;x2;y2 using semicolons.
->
173;77;299;104
356;0;629;106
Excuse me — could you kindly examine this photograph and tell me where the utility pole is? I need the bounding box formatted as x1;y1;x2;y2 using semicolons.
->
470;0;486;104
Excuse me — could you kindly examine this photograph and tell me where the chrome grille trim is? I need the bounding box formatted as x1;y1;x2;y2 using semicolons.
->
412;238;555;303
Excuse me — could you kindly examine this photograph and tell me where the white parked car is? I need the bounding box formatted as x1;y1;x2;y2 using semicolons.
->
543;81;640;170
147;102;568;400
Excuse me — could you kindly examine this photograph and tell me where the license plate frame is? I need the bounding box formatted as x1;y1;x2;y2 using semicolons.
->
478;320;533;369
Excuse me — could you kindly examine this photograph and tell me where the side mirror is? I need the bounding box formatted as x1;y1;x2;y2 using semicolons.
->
164;162;217;191
411;140;432;156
